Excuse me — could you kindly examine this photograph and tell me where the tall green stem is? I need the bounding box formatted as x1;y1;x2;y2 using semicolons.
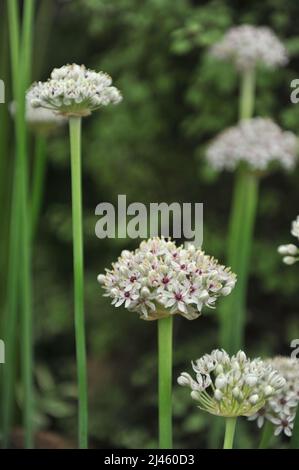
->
158;315;173;449
239;68;255;120
258;421;273;449
19;0;35;449
4;0;35;449
69;116;88;449
0;2;11;314
31;135;47;238
220;69;258;353
223;417;237;449
2;0;21;448
290;407;299;448
2;165;21;448
221;169;258;351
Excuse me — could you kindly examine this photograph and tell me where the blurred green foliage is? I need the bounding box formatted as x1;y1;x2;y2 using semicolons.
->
2;0;299;448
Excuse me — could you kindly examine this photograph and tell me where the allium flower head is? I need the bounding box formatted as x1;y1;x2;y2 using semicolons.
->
249;356;299;437
178;349;285;418
206;118;297;172
10;99;67;135
210;25;288;71
278;215;299;265
27;64;122;117
97;238;236;321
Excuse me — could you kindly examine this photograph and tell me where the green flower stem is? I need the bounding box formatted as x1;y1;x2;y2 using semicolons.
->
19;0;35;450
220;68;257;353
258;421;273;449
31;135;47;238
2;165;21;448
4;0;35;449
221;169;259;351
2;0;21;449
223;417;237;449
0;3;10;313
158;315;173;449
239;68;255;120
69;116;88;449
290;407;299;448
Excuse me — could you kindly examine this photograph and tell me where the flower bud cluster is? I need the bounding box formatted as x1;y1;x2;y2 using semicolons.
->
178;349;285;417
27;64;122;117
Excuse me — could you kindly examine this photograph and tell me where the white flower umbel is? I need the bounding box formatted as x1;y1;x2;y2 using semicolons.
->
27;63;122;117
278;216;299;265
97;237;236;321
249;357;299;437
210;25;288;72
178;349;285;418
206;118;297;172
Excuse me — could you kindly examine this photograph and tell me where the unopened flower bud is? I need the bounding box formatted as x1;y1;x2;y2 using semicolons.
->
191;390;201;400
245;374;258;387
215;374;227;389
177;373;192;387
141;287;150;297
283;256;297;265
278;244;298;255
121;250;131;258
264;385;274;396
278;245;290;254
97;274;106;284
214;389;223;401
249;394;259;405
221;286;231;296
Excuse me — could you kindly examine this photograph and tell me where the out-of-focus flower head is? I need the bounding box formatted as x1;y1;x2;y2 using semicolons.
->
178;349;286;418
249;356;299;437
210;25;288;71
27;64;122;117
10;99;67;136
97;237;236;321
278;216;299;265
206;118;297;172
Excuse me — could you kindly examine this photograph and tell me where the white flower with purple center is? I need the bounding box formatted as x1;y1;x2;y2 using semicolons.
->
249;356;299;437
97;238;236;320
271;413;295;437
